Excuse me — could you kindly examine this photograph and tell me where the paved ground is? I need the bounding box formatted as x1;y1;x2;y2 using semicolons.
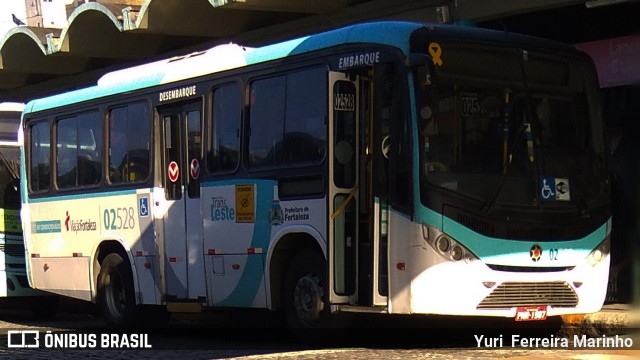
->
0;299;637;359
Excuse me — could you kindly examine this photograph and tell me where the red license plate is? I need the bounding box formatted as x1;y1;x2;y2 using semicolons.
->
515;306;548;321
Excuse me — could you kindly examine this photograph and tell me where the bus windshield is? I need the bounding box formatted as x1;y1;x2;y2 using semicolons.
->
416;44;607;210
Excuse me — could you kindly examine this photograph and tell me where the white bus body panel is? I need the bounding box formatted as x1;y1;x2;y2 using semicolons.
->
407;251;609;317
25;189;162;305
30;257;92;301
387;209;610;316
201;181;327;308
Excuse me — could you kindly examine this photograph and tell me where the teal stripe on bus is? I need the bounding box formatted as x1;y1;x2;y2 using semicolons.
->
27;188;142;203
415;197;610;262
244;22;419;65
215;180;275;307
442;216;609;262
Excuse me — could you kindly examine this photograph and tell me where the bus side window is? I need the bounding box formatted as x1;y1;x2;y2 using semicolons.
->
109;103;150;184
29;121;51;192
248;67;327;169
249;76;286;167
56;118;76;189
56;111;102;189
209;83;241;173
283;67;327;164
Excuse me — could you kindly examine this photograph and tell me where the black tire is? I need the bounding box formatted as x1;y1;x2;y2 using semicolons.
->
97;253;137;327
283;249;330;329
28;296;59;319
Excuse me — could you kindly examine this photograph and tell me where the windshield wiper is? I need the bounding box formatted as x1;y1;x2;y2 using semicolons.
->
483;50;538;214
481;113;527;213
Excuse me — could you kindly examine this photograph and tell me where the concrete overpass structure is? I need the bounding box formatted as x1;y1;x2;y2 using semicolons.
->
2;0;636;101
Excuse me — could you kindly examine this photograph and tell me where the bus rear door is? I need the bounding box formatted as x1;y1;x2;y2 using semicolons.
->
159;101;206;302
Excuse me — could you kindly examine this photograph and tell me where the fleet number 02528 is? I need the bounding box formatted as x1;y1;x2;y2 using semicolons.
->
103;207;135;230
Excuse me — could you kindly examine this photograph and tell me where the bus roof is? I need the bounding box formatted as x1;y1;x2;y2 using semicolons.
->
24;21;581;115
24;21;422;114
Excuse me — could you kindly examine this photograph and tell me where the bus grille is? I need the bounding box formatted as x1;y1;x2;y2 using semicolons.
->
486;264;575;272
0;243;25;258
477;281;578;309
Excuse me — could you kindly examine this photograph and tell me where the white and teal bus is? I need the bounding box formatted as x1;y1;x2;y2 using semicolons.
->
20;22;610;328
0;102;58;317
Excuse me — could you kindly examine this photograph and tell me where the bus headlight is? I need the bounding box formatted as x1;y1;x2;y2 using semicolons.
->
451;245;463;261
436;236;451;252
586;236;610;267
422;224;478;263
433;234;476;262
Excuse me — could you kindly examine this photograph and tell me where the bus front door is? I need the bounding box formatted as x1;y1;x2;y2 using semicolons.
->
160;102;206;301
328;72;359;304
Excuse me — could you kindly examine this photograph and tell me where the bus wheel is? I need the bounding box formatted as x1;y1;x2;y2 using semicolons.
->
283;250;328;328
97;253;136;327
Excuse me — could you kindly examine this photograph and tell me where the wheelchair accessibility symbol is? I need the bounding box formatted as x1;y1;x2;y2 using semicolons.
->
139;197;149;217
541;178;555;200
540;177;570;202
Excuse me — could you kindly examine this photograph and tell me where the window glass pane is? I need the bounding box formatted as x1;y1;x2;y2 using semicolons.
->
249;76;286;167
284;67;326;163
187;109;202;198
29;122;50;192
187;110;202;160
209;84;240;172
78;112;102;186
109;103;150;183
332;81;357;188
56;111;102;188
56;117;76;188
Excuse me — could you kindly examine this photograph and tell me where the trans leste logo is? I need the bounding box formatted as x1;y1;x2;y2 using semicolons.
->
211;197;235;221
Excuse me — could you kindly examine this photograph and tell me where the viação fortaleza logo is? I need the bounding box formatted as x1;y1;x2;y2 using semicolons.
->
65;211;97;233
6;330;152;349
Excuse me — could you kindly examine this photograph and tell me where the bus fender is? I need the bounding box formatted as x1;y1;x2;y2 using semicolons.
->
265;225;326;310
90;236;141;304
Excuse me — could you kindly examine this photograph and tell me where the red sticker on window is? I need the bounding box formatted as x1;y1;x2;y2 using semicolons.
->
190;159;200;179
168;161;179;182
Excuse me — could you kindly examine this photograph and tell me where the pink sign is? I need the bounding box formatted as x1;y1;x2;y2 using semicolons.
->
576;35;640;88
190;158;200;179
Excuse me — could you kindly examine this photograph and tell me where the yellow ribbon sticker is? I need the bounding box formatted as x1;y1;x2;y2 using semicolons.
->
429;42;443;66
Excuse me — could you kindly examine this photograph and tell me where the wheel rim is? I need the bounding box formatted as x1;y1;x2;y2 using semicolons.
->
293;273;324;327
105;270;126;319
